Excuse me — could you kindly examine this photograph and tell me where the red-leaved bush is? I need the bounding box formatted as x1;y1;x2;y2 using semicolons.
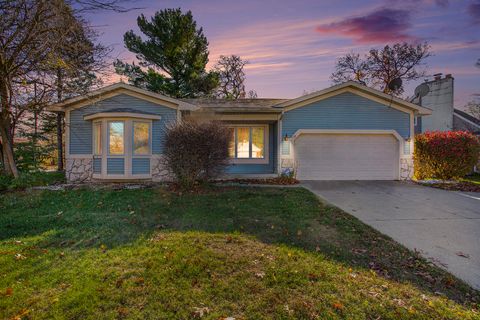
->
414;131;480;180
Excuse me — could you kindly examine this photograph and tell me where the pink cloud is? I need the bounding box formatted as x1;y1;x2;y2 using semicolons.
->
316;8;416;43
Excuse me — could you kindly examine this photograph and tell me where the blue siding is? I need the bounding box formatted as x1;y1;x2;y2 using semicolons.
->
282;92;411;138
226;123;277;174
132;158;150;175
107;158;124;175
69;94;177;154
93;158;101;174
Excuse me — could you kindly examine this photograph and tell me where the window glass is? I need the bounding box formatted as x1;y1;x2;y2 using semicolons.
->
109;121;124;155
236;127;250;158
228;127;235;158
133;122;150;154
93;122;102;155
251;127;265;158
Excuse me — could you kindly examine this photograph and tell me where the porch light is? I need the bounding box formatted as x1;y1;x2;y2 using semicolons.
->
283;133;289;141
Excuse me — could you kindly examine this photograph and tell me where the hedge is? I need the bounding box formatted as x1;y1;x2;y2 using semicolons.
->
414;131;480;180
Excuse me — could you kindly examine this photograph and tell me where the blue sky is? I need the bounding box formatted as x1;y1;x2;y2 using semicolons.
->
87;0;480;108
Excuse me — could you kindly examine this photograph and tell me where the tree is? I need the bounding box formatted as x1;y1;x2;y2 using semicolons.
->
0;0;114;177
114;8;219;98
466;101;480;119
331;42;432;95
214;55;247;99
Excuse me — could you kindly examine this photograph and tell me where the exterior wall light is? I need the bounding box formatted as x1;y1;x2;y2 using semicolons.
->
283;133;289;141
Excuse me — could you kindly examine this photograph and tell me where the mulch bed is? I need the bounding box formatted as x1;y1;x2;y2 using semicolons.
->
417;181;480;192
219;177;300;185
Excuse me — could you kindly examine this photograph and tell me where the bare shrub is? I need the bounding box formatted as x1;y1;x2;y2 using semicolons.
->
162;121;231;189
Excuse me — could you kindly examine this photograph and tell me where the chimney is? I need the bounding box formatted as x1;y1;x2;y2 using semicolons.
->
445;74;452;79
433;73;442;81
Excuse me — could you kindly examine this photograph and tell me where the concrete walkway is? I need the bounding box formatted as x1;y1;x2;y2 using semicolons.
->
302;180;480;290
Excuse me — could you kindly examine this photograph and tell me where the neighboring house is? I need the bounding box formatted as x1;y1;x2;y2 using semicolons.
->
412;73;480;134
47;81;431;182
453;109;480;134
412;74;454;133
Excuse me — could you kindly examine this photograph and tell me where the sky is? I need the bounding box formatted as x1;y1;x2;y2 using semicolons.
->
87;0;480;109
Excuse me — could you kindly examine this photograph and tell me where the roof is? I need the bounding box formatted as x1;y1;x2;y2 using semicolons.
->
182;98;287;113
47;81;431;116
275;81;432;115
454;109;480;126
47;82;198;112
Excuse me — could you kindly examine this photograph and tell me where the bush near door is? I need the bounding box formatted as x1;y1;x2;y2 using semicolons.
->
414;131;480;180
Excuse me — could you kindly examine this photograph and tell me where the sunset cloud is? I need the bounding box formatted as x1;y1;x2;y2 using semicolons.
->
316;8;415;43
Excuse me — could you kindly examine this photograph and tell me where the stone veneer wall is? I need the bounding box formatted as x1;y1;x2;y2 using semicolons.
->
400;157;414;180
151;155;171;182
66;158;93;183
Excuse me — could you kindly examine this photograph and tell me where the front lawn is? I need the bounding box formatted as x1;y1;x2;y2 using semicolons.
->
0;187;478;319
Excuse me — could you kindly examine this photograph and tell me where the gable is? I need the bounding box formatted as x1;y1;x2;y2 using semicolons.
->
69;94;177;155
282;92;411;138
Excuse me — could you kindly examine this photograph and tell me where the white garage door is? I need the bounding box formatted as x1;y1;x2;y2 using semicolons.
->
295;134;399;180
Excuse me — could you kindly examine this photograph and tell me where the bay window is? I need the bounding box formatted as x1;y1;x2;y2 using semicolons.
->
108;121;125;155
228;125;268;163
133;121;150;155
93;121;102;155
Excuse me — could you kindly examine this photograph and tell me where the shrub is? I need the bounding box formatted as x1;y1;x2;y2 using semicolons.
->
162;121;232;189
414;131;480;180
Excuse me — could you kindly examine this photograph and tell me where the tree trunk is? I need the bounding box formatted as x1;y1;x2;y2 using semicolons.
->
56;112;64;171
56;69;64;172
0;124;19;177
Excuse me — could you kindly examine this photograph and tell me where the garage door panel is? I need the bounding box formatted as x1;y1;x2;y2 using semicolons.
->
295;134;399;180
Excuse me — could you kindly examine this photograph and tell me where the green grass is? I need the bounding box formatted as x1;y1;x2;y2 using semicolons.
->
0;171;65;192
0;187;478;319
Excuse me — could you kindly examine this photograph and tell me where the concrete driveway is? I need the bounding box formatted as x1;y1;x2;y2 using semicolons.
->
302;180;480;290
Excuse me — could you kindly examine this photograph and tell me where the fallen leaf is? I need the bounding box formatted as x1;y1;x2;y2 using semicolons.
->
5;287;13;296
192;306;210;318
255;272;265;279
455;251;470;259
332;302;343;310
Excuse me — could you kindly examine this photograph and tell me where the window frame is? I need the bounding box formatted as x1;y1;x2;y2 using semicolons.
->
93;121;102;156
132;120;152;156
228;124;269;164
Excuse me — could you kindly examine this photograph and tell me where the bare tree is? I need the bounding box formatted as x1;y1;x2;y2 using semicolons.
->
331;53;369;86
214;55;248;99
0;0;117;177
331;42;432;95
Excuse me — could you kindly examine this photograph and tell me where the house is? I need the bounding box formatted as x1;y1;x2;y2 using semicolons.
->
453;109;480;134
412;73;480;134
46;81;431;182
412;74;454;133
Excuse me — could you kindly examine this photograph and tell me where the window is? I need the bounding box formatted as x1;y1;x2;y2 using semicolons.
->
108;121;124;155
237;127;250;158
93;122;102;155
133;121;150;155
229;126;266;160
228;127;235;158
251;127;264;158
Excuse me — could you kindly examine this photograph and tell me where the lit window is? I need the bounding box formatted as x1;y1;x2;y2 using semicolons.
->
108;121;124;155
251;127;264;158
229;126;266;159
237;127;250;158
133;122;150;155
228;127;235;158
93;122;102;155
